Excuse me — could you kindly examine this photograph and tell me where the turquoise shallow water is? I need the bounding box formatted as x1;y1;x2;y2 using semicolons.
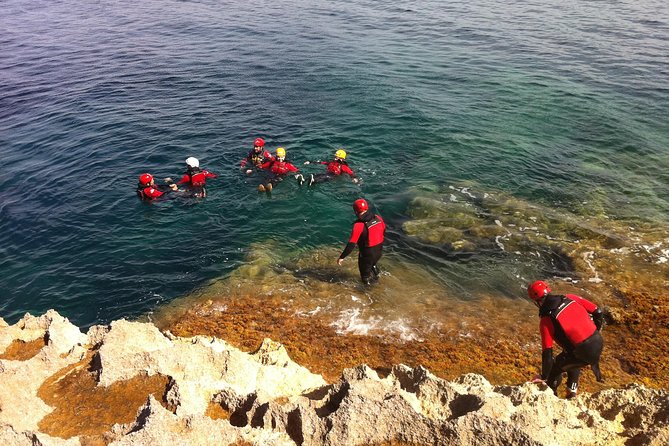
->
1;0;668;326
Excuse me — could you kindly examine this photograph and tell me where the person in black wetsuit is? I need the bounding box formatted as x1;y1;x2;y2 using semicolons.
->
528;280;605;399
337;199;386;285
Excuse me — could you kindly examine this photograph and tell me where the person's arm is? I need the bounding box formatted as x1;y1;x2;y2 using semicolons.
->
341;164;356;179
286;163;299;173
204;170;217;179
177;174;190;185
539;317;555;379
338;222;364;261
260;161;271;170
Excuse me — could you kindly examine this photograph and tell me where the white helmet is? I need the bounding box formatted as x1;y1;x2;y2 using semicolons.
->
185;157;199;168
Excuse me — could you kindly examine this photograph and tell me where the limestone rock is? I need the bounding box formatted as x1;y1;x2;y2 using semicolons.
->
0;311;87;432
107;395;293;446
3;311;669;445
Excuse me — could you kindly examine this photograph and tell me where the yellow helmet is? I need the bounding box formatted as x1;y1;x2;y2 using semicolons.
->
276;147;286;158
335;149;347;159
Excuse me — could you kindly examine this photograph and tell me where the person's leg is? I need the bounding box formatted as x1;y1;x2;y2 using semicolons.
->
310;173;333;186
358;253;374;285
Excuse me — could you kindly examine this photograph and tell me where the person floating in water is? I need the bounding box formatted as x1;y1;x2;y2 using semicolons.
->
527;280;604;399
258;147;299;192
303;149;359;186
136;173;178;201
174;157;217;198
337;199;386;285
240;138;273;174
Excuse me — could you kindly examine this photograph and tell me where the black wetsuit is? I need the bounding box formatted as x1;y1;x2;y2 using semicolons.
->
539;294;604;395
339;212;386;284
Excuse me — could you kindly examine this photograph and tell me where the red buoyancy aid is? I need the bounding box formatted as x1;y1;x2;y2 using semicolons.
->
268;160;298;175
542;295;597;349
359;214;385;248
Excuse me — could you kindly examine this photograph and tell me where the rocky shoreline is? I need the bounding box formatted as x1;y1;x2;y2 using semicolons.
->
1;311;668;445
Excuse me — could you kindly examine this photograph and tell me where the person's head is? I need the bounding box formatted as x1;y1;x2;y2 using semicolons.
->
353;198;368;216
527;280;551;307
254;138;265;152
139;173;154;187
276;147;286;161
185;157;199;169
335;149;347;161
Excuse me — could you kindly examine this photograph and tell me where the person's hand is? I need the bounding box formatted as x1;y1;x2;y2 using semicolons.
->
169;184;178;191
352;178;359;184
530;374;545;384
303;161;310;165
337;258;344;266
246;169;253;174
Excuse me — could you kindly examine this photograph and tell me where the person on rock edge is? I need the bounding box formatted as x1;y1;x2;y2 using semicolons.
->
337;199;386;285
528;280;605;399
136;173;178;201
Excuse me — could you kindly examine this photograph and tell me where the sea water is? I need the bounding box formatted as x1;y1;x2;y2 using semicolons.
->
1;0;668;327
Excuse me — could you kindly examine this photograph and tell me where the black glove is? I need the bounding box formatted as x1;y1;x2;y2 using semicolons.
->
592;308;604;331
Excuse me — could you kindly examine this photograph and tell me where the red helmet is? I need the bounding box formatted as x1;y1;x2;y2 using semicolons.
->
353;199;369;213
254;138;265;147
139;173;153;186
528;280;551;301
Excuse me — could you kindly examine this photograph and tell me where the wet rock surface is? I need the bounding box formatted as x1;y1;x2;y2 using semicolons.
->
2;311;669;445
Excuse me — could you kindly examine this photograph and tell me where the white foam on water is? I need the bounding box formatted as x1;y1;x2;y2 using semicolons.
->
583;251;603;283
330;310;422;341
495;236;505;251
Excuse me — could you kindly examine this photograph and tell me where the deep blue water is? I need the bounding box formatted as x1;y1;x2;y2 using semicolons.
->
1;0;668;326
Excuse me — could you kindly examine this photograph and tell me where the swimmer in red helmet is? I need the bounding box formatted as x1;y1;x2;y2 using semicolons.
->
136;173;178;201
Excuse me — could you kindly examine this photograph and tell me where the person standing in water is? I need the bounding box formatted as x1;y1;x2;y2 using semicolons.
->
527;280;604;399
258;147;300;192
303;148;359;186
337;199;386;285
136;173;178;201
240;138;273;174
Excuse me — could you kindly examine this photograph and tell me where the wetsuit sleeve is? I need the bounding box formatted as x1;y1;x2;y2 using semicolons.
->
541;348;554;380
539;317;555;379
339;222;364;259
260;161;271;169
342;164;355;177
319;161;328;165
339;242;356;260
144;187;165;198
177;174;190;185
286;163;299;172
241;159;247;167
592;308;604;331
204;170;217;178
539;317;554;350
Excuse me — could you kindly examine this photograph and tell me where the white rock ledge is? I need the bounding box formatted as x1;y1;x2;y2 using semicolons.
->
0;310;667;446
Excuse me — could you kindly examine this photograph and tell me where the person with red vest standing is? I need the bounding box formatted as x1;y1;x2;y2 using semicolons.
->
528;280;605;398
337;199;386;285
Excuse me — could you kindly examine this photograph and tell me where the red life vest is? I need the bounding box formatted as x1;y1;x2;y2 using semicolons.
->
542;296;597;349
189;171;207;187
